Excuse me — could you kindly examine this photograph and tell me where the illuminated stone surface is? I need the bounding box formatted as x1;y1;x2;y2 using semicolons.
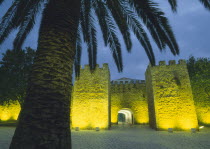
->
71;64;110;129
1;126;210;149
146;60;198;130
0;100;20;121
1;61;210;131
111;82;149;124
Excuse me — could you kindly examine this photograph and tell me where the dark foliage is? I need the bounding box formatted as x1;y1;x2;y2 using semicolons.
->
187;56;210;80
0;47;35;105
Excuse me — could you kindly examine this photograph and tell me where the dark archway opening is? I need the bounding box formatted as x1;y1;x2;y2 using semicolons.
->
118;109;134;125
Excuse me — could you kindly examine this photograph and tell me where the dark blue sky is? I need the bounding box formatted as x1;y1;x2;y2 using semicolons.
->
0;1;210;80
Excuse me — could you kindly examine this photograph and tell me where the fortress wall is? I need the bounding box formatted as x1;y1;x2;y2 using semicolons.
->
1;62;207;131
71;64;110;129
0;100;20;122
111;82;149;124
146;60;198;130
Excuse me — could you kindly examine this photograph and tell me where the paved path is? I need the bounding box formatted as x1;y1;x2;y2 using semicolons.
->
1;125;210;149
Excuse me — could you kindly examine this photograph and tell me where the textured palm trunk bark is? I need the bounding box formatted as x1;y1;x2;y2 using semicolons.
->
10;0;80;149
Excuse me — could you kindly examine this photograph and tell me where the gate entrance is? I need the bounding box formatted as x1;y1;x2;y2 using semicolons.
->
118;109;133;125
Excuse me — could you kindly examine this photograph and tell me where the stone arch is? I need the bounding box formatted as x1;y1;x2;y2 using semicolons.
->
117;108;134;125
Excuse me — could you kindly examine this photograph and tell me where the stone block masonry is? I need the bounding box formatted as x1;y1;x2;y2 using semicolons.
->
146;60;198;130
2;61;209;131
111;82;149;124
71;64;110;130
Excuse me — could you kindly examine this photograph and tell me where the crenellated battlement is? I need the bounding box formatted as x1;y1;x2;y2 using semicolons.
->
111;80;145;85
76;63;110;81
80;63;109;70
156;59;186;66
111;82;145;93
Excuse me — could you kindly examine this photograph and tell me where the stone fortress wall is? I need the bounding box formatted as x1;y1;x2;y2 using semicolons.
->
145;60;198;130
1;60;210;131
110;81;149;124
71;64;110;129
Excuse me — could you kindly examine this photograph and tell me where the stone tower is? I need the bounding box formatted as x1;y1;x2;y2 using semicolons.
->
145;60;198;130
71;64;110;130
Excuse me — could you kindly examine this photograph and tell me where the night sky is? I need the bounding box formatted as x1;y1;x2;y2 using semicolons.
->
0;0;210;81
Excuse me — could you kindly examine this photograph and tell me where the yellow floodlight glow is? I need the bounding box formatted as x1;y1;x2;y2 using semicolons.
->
158;120;175;130
1;112;11;121
178;119;198;130
0;100;21;121
71;98;109;130
199;113;210;125
199;126;204;129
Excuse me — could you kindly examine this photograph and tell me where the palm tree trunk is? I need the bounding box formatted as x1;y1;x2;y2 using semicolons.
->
10;1;81;149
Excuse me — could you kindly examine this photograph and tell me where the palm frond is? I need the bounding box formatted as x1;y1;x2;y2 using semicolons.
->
168;0;177;12
74;25;82;77
199;0;210;10
0;0;44;48
80;0;91;43
159;16;179;55
128;0;179;55
13;1;43;50
120;1;155;66
106;0;132;52
127;0;165;50
80;0;97;70
87;11;97;71
93;1;108;46
0;1;21;46
0;0;5;5
94;1;123;72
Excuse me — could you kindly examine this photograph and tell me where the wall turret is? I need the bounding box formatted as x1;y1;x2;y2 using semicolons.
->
71;64;110;130
145;59;198;130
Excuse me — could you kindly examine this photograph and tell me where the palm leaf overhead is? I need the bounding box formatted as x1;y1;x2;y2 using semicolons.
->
199;0;210;10
74;25;82;77
128;0;179;54
168;0;177;12
0;2;21;45
80;0;98;70
0;0;43;49
0;0;4;5
106;0;132;52
1;0;209;73
13;1;43;50
110;0;156;65
93;0;123;72
76;0;180;74
166;0;210;11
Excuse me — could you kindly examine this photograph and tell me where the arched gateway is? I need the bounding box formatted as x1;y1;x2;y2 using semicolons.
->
0;61;201;131
118;109;133;125
70;61;199;130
